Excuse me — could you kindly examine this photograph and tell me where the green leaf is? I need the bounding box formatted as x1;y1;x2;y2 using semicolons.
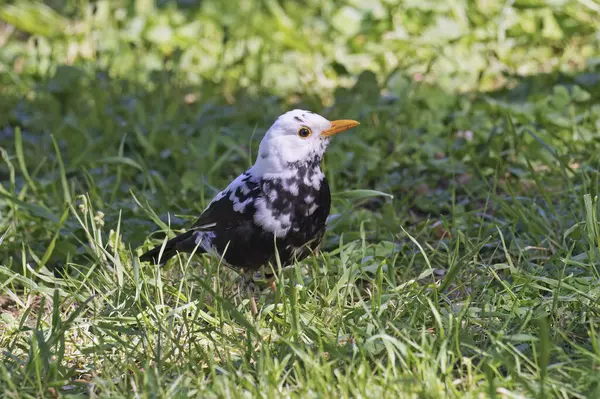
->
98;156;144;171
146;24;174;45
541;10;563;40
0;2;68;38
14;127;37;193
0;192;60;223
37;207;70;270
571;86;591;102
331;6;362;36
505;333;537;342
0;226;10;248
51;135;72;204
333;189;394;200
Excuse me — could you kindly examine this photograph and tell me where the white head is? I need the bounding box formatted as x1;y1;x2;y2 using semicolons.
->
251;109;359;176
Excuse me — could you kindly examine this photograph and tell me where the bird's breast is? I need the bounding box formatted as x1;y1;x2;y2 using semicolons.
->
253;168;330;238
206;169;331;270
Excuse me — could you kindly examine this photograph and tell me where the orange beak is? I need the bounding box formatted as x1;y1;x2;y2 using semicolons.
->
321;119;360;137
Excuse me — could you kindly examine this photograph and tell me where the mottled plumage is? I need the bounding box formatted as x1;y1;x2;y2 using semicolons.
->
139;110;359;273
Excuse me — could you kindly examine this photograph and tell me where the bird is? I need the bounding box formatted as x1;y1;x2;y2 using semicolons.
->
139;109;359;304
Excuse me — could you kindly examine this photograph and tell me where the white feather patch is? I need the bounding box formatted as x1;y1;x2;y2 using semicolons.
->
303;170;324;190
231;196;253;213
253;197;291;237
285;182;299;195
194;231;217;254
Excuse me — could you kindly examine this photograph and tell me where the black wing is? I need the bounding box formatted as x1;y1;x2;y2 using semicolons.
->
190;175;260;232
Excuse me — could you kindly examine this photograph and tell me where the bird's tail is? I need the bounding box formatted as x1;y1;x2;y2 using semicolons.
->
139;230;202;264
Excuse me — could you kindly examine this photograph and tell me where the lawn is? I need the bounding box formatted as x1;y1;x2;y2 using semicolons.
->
1;0;600;397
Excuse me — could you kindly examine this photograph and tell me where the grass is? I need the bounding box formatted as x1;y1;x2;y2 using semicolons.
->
2;0;600;397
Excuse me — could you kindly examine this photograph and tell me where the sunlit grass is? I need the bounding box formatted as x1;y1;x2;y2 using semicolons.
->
2;0;600;397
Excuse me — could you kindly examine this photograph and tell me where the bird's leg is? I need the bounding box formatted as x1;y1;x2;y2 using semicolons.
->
249;295;258;316
268;276;277;294
239;269;259;315
259;270;277;294
257;266;277;294
238;267;280;314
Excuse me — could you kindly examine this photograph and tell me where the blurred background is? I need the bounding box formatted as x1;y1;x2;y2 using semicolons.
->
2;0;599;96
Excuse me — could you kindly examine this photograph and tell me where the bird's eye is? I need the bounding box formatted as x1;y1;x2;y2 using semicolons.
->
298;127;312;138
